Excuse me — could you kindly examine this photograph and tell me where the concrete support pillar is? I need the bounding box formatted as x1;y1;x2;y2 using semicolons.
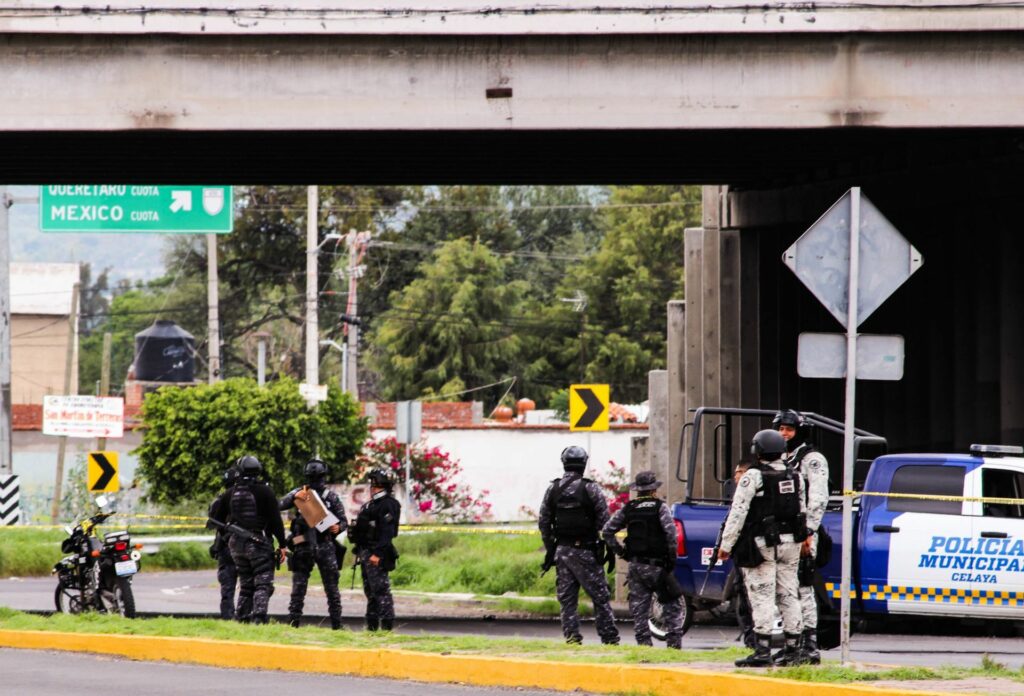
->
683;227;704;497
677;185;751;499
647;369;669;490
666;301;687;503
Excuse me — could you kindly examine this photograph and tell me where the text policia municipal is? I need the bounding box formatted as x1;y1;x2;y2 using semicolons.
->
920;534;1024;584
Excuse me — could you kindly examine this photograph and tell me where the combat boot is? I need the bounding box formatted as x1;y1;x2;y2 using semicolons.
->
288;617;301;628
801;629;821;665
366;617;380;631
252;614;269;625
734;633;773;667
381;619;393;632
773;632;807;666
565;633;583;645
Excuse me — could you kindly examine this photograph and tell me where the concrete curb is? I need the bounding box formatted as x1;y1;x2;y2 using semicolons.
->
0;628;958;696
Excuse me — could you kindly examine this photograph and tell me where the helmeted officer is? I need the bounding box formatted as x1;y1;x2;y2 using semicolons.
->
210;455;287;624
775;409;830;664
348;468;401;631
601;470;683;648
280;459;348;630
538;446;620;646
718;430;807;667
206;464;240;620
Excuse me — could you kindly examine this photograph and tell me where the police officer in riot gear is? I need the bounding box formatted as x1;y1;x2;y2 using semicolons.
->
349;468;401;631
538;446;620;645
718;430;807;667
210;455;287;624
774;409;830;664
601;471;683;648
206;465;240;620
280;459;348;630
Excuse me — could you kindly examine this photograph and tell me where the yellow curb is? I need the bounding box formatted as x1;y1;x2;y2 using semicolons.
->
0;629;959;696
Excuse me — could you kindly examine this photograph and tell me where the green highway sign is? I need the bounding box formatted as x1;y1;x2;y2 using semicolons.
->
40;185;233;233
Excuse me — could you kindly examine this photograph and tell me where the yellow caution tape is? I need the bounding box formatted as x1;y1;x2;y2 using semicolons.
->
400;525;539;535
843;489;1024;506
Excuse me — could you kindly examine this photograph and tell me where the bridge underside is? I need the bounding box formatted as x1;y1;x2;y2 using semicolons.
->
3;27;1023;490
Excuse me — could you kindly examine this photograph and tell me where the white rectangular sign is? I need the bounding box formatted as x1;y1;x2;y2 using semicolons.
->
42;395;124;438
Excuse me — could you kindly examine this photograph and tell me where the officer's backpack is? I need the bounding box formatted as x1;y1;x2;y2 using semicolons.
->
230;480;260;531
549;477;597;544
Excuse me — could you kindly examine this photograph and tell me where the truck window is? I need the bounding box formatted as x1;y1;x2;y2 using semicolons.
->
887;464;964;515
981;468;1024;518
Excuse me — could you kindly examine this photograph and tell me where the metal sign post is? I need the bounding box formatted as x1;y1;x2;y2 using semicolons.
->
839;187;861;665
782;187;923;665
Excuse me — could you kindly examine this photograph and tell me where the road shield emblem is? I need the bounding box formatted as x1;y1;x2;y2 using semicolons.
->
202;188;225;216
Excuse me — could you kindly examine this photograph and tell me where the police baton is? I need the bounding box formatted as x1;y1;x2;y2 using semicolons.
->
698;521;726;597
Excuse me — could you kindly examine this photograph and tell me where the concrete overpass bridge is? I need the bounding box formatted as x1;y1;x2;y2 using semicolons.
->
3;1;1024;497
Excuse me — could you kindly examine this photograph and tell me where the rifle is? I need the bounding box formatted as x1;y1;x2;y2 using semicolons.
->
698;521;727;597
540;544;556;577
207;517;281;569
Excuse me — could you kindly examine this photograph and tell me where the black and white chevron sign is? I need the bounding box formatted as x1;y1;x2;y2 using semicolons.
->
0;475;20;525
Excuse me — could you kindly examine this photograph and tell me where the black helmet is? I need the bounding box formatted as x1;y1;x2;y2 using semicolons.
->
560;446;589;470
366;468;392;490
751;430;786;461
305;459;328;480
772;409;803;429
223;465;240;485
236;455;262;476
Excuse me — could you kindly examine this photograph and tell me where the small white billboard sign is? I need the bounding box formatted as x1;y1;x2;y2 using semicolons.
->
43;395;124;438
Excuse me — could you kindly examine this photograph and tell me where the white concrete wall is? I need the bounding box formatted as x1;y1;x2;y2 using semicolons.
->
372;427;647;521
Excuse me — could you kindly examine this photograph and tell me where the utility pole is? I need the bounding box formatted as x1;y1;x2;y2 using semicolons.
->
96;332;112;451
343;229;371;400
207;234;220;383
0;187;11;476
305;186;319;397
51;282;80;524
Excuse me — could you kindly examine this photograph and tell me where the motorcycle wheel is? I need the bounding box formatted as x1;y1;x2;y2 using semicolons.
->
101;577;136;618
54;581;84;615
649;594;694;642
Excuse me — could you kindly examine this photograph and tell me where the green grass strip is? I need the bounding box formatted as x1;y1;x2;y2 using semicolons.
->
0;607;738;665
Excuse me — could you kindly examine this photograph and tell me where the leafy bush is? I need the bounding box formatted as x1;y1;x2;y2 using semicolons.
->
135;378;367;505
147;542;216;571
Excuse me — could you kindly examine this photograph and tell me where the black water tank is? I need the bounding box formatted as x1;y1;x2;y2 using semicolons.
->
133;320;196;382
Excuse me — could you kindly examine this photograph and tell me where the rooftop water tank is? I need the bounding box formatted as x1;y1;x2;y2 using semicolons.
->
133;320;196;382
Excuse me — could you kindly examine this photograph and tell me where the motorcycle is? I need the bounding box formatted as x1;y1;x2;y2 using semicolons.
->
52;495;142;618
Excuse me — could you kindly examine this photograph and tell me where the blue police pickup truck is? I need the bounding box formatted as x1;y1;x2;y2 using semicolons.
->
665;407;1024;636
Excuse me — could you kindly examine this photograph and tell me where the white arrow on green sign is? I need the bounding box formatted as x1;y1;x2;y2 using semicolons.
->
39;185;233;233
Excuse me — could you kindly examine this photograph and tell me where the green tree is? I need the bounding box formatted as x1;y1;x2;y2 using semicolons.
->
368;239;528;403
525;186;699;404
134;378;367;505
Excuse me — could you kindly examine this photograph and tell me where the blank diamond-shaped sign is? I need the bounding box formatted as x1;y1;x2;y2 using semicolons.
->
782;190;923;329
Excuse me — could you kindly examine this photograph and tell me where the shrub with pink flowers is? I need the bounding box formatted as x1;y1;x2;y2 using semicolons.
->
591;460;630;514
354;436;493;523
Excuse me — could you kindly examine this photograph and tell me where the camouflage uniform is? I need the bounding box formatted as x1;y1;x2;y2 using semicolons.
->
215;545;238;620
602;488;683;648
229;536;277;622
211;476;286;624
207;494;237;620
539;472;620;645
280;485;348;628
786;444;829;632
720;459;806;639
350;490;401;631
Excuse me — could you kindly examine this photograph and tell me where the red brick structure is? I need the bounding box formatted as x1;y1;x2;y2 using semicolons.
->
365;401;481;429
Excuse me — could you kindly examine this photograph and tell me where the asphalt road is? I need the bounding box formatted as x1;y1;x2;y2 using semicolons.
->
0;648;589;696
5;569;1024;669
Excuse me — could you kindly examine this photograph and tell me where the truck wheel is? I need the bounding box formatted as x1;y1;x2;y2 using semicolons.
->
649;594;695;641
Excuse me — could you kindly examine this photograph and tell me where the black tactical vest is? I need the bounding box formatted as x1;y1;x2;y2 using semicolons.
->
229;480;260;531
747;464;803;543
550;477;597;544
623;497;667;560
